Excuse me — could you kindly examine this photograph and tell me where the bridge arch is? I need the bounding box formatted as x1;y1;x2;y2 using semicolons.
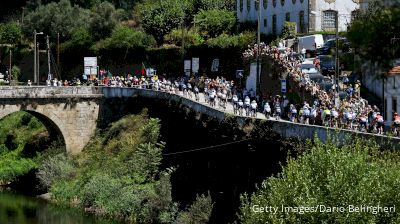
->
0;97;100;154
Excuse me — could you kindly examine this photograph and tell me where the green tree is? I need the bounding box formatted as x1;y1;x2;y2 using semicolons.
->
347;1;400;71
239;138;400;223
164;28;204;47
94;25;156;60
176;194;214;224
88;1;119;41
193;9;236;38
61;27;93;54
23;0;90;40
0;22;22;45
47;112;214;223
11;65;21;81
137;0;185;45
281;21;297;39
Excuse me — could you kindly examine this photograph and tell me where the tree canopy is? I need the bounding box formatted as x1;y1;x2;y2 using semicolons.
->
194;9;236;39
0;22;22;45
137;0;186;45
23;0;90;40
239;138;400;223
347;2;400;70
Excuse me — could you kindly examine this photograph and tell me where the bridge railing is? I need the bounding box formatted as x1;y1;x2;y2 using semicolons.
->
0;86;103;98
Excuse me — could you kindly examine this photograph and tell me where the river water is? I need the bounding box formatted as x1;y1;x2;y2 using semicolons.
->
0;190;120;224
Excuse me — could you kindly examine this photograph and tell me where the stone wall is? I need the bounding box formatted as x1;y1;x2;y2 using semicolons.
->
0;87;101;154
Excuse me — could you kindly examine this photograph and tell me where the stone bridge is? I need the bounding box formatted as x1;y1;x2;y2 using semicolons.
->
0;86;398;154
0;87;102;154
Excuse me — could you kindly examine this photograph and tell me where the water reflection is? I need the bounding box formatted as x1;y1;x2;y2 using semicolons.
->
0;190;120;224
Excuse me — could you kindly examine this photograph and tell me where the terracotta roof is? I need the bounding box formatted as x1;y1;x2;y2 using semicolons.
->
388;66;400;75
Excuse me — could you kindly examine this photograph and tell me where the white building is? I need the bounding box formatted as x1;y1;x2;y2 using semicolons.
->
362;61;400;122
308;0;362;33
236;0;309;35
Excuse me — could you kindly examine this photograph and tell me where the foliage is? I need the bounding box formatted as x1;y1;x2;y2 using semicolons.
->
164;28;204;47
88;1;119;41
206;31;255;49
176;194;214;224
0;155;37;182
11;65;21;81
347;1;400;71
206;34;238;48
191;0;236;11
48;112;183;222
94;26;155;52
23;0;90;40
0;22;22;45
137;0;185;45
239;138;400;223
281;22;297;39
194;9;236;39
61;27;93;55
0;112;46;182
36;153;75;189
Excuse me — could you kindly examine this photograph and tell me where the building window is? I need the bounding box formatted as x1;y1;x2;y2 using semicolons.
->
292;0;296;3
299;11;305;33
281;0;285;6
286;12;290;21
240;0;244;12
322;10;337;30
255;0;259;10
263;0;268;9
272;14;277;34
300;0;304;3
273;0;277;7
247;0;251;11
393;97;398;115
264;18;267;27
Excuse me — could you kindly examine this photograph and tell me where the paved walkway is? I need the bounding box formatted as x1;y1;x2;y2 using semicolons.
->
176;90;267;120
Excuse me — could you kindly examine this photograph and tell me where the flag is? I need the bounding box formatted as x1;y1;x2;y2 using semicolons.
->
108;71;112;78
141;62;146;76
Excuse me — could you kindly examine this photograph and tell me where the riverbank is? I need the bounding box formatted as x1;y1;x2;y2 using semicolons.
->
35;110;213;223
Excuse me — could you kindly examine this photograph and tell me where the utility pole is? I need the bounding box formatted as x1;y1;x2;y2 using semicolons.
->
37;42;40;85
256;0;261;94
47;35;51;81
9;49;12;85
34;30;37;85
335;13;339;91
57;32;60;66
34;30;43;85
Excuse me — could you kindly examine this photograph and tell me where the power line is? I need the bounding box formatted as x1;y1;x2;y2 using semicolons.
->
163;138;253;156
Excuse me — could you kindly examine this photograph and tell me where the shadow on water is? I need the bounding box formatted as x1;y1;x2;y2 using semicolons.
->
101;97;298;223
0;189;121;224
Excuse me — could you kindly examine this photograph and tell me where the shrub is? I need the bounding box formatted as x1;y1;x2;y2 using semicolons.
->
164;28;204;47
239;138;400;223
50;179;81;204
176;193;214;224
194;9;236;38
37;153;75;189
0;156;37;182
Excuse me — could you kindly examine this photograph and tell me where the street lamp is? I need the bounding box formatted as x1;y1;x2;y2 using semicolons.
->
256;0;262;95
335;12;339;92
34;30;43;85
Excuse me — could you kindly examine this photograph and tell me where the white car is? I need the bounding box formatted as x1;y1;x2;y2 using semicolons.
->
299;62;318;74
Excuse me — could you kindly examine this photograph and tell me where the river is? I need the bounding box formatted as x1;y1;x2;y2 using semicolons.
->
0;190;121;224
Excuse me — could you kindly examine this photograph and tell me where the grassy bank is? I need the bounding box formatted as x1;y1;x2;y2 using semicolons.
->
37;110;213;223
